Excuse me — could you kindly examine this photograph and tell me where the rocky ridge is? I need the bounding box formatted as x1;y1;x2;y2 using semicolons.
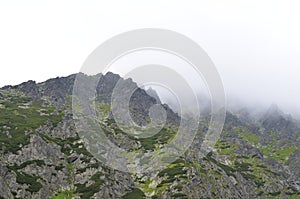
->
0;72;299;198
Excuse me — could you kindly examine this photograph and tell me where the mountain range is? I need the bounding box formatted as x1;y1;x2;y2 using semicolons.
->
0;72;299;199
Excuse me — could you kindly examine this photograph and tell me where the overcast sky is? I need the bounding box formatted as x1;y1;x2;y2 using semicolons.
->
0;0;299;116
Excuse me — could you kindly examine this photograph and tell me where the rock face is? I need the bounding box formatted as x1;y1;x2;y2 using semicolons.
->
0;72;299;198
260;104;296;132
16;80;41;100
146;87;161;104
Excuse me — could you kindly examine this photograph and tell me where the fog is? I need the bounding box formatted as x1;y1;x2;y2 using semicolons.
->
108;48;300;119
0;1;299;118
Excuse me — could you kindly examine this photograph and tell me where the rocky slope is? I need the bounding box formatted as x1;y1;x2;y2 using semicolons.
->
0;73;299;199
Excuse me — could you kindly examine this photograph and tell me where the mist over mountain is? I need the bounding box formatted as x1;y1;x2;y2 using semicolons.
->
0;72;299;198
150;85;300;122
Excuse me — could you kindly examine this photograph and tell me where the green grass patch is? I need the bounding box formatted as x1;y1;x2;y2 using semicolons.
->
52;190;74;199
15;171;43;192
105;118;177;151
8;160;45;170
171;192;188;198
260;145;297;162
158;160;186;178
43;135;92;157
157;159;187;186
0;94;63;153
122;188;145;199
75;172;104;199
95;102;111;116
215;139;237;155
138;127;177;151
238;131;259;145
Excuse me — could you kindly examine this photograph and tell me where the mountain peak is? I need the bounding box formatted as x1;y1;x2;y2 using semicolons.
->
259;104;295;132
265;104;283;116
146;87;161;104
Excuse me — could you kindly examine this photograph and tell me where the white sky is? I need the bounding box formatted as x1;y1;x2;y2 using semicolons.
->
0;0;299;115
